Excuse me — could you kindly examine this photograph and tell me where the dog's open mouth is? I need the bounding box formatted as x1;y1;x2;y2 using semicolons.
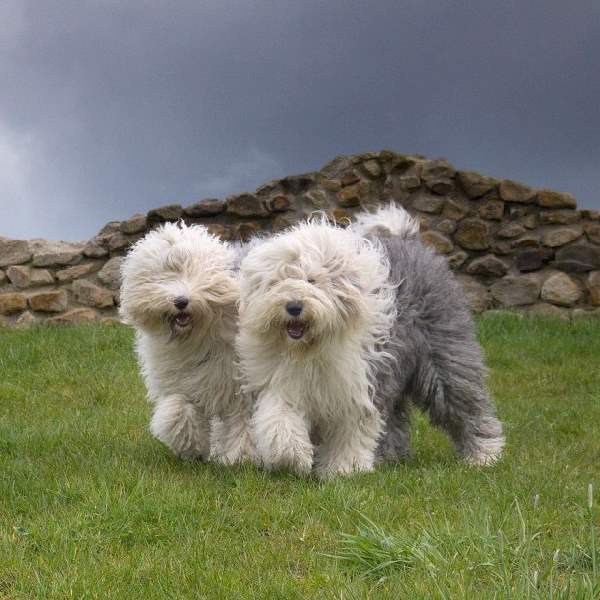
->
174;312;192;328
286;320;306;340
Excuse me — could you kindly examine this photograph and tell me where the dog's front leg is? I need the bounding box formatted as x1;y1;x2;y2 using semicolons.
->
150;394;211;459
210;397;258;466
314;405;383;479
252;389;313;476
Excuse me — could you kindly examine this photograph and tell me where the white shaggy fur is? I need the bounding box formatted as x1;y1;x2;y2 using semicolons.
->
237;220;396;479
119;222;255;464
351;201;420;239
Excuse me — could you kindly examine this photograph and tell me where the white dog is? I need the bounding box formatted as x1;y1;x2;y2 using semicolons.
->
236;220;395;478
119;222;255;464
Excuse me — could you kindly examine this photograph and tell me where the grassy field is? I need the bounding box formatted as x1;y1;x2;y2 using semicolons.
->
0;315;599;599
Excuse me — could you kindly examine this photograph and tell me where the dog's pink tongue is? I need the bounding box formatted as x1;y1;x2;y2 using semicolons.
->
287;322;305;339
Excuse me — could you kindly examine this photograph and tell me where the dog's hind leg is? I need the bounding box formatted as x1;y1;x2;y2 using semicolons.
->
414;359;504;466
376;396;412;464
150;394;211;459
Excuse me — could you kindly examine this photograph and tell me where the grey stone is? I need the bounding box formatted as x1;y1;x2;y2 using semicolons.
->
120;214;147;234
541;273;582;307
497;223;526;239
466;255;509;277
281;174;314;194
398;174;421;191
413;194;445;214
515;248;554;272
15;311;36;328
447;251;468;270
584;223;600;245
6;266;54;289
540;210;580;225
421;159;455;195
553;244;600;272
72;280;114;308
0;238;32;267
457;171;497;198
587;271;600;306
83;239;108;258
525;303;570;320
98;257;124;290
183;199;226;217
226;193;269;217
491;275;541;306
56;263;100;283
435;219;457;235
47;308;98;325
443;198;471;220
30;240;83;267
457;277;490;313
147;204;183;222
361;159;382;178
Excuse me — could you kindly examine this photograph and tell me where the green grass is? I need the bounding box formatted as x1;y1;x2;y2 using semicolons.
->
0;315;599;599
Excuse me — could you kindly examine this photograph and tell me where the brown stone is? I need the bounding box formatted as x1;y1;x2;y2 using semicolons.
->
28;290;68;313
107;233;132;252
281;174;314;194
98;221;121;236
0;292;27;315
499;180;536;203
580;210;600;221
587;271;600;306
272;214;296;232
491;275;541;306
542;227;583;248
72;280;114;308
454;219;490;250
457;277;490;313
226;193;269;217
56;263;100;283
515;248;554;272
421;159;455;195
206;224;233;241
490;241;513;255
541;272;582;307
120;214;147;234
361;160;382;178
447;251;468;270
540;210;580;225
6;266;54;289
497;223;526;239
420;231;453;254
413;194;445;214
512;235;541;249
183;199;226;217
234;222;260;242
398;174;421;191
390;155;417;173
479;199;504;221
341;171;360;187
0;269;5;285
321;178;342;192
537;190;576;209
0;239;32;267
457;171;498;198
267;195;292;212
147;204;183;222
337;185;361;207
98;257;124;290
328;209;352;224
47;308;98;325
572;308;600;319
584;223;600;245
30;240;83;267
466;255;509;277
443;198;471;220
303;189;331;209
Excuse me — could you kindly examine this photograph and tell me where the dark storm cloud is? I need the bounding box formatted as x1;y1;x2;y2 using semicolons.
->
1;0;598;240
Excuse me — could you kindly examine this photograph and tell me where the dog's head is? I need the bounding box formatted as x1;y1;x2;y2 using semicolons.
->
119;222;238;339
238;220;393;352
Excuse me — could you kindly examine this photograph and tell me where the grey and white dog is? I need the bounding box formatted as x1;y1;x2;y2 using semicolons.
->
353;204;505;466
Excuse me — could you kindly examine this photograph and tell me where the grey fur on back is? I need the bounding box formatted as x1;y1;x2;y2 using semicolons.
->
371;234;505;465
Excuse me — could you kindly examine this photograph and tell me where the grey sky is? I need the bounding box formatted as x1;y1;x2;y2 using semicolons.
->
1;0;598;241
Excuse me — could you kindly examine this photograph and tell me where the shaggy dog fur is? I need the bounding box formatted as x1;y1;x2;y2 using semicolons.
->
236;220;396;479
119;222;255;464
352;204;505;466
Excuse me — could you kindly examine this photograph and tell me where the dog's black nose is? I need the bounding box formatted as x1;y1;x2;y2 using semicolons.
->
285;300;303;317
173;296;189;310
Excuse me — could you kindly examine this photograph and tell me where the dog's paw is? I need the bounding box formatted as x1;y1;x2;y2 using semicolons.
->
462;435;505;466
314;454;375;480
260;437;313;476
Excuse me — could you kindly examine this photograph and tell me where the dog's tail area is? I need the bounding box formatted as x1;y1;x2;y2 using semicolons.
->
352;202;420;240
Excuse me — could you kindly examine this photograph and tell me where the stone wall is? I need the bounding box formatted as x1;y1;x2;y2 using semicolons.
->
1;150;600;326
